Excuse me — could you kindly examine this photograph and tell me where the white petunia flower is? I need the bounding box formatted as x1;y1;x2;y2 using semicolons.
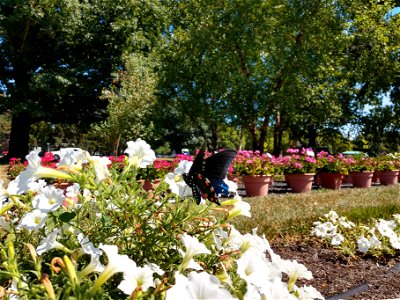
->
376;219;396;237
32;185;65;212
331;233;344;246
7;148;42;194
338;217;355;229
36;229;69;255
89;244;134;295
118;263;157;295
78;234;104;275
166;271;234;299
165;160;194;198
174;159;193;175
89;156;111;182
57;148;87;168
18;209;48;230
124;139;156;168
27;179;47;192
357;236;370;253
389;235;400;249
223;178;238;194
262;278;298;300
178;233;211;271
296;284;325;300
324;210;339;222
236;252;281;288
311;221;337;238
222;195;251;219
280;259;313;281
369;234;382;249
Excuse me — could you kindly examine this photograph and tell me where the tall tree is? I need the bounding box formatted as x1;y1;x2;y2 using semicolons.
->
89;53;158;155
159;0;346;153
0;0;167;159
159;0;400;154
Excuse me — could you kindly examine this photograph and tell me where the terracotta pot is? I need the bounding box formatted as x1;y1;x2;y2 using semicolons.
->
342;175;352;185
285;173;315;193
372;171;380;183
349;171;374;188
377;170;399;186
318;172;345;190
140;179;162;191
242;175;272;197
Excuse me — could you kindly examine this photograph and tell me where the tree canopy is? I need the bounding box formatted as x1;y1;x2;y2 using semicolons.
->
0;0;168;158
0;0;399;158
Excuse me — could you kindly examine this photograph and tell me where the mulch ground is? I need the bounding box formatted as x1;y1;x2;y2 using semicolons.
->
271;237;400;300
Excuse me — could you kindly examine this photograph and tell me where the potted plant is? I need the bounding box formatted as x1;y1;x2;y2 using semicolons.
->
137;159;172;191
347;155;375;188
316;151;349;190
277;148;317;193
373;154;399;186
232;150;274;196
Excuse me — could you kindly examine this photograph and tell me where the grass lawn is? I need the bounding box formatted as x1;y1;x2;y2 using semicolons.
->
231;185;400;240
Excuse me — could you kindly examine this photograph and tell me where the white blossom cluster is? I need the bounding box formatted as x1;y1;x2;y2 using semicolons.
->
0;139;324;299
311;210;400;254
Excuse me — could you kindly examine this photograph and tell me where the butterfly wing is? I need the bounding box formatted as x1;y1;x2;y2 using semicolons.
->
188;144;206;176
191;173;220;205
183;173;203;205
204;150;237;180
184;147;234;206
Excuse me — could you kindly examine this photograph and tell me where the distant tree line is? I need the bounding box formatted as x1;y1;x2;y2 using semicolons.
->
0;0;399;159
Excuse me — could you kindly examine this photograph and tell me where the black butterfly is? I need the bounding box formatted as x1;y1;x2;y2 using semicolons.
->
183;147;237;205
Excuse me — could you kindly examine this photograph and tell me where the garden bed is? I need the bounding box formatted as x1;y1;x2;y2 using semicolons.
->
272;237;400;299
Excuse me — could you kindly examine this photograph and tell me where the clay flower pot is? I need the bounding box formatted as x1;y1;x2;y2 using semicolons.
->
285;173;315;193
349;171;374;188
318;172;345;190
377;170;399;186
242;175;272;197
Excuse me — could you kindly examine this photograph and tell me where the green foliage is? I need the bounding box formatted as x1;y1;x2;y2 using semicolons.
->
231;185;400;238
0;0;170;158
158;0;400;153
0;155;231;298
88;53;159;155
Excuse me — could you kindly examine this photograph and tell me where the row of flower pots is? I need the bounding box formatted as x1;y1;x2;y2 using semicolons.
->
240;170;400;197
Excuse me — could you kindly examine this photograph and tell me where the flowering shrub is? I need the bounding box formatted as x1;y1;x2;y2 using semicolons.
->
7;152;59;179
346;155;375;172
0;139;322;299
276;148;317;174
137;159;172;181
7;157;27;179
316;151;349;175
231;150;274;176
373;154;399;171
311;211;400;257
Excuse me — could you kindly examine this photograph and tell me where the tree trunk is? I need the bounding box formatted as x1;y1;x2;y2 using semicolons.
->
308;123;317;149
6;111;32;160
210;123;218;151
249;124;258;151
257;115;270;153
273;112;283;156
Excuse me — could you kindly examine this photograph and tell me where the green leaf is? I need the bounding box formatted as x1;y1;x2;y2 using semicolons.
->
59;212;77;223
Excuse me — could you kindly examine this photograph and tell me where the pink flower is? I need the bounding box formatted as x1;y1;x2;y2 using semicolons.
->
287;148;299;154
294;162;303;169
